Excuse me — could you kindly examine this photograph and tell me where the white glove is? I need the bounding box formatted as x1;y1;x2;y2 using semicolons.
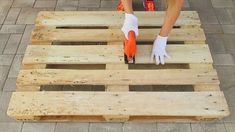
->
121;13;139;39
151;35;170;65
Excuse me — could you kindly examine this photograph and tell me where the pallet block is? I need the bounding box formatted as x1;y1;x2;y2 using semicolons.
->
7;11;229;122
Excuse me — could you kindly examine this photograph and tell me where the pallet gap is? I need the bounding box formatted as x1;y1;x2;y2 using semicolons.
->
56;26;109;29
130;85;194;92
129;64;189;69
46;64;106;69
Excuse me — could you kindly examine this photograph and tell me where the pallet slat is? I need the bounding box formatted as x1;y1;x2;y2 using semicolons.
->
17;69;219;86
7;91;229;121
23;44;212;64
31;28;206;43
36;11;200;27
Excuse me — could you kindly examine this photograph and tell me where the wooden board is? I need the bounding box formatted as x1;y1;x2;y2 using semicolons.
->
35;11;200;27
23;44;212;64
7;92;229;121
16;69;219;86
31;27;206;44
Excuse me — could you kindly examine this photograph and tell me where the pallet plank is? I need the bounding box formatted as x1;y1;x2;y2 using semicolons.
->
31;28;206;44
22;44;212;65
35;11;200;27
7;91;229;121
16;69;219;86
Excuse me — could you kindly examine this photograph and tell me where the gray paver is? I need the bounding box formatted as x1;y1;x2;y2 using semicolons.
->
3;34;22;54
17;8;53;24
0;34;10;54
3;78;17;92
0;66;10;91
101;0;118;8
8;55;23;78
4;8;21;24
213;53;235;65
157;123;191;132
17;25;34;54
191;123;226;132
224;122;235;132
0;25;25;34
224;87;235;107
0;92;15;122
12;0;35;7
223;107;235;122
0;122;22;132
34;0;57;8
79;0;101;8
123;122;156;132
0;0;13;24
215;65;235;90
222;34;235;54
22;123;56;132
222;25;235;34
56;0;79;11
211;0;234;8
206;34;226;54
202;24;223;34
0;55;14;66
214;8;233;24
55;123;89;132
90;123;122;132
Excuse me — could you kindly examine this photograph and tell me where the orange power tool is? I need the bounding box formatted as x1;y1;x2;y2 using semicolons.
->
117;0;156;63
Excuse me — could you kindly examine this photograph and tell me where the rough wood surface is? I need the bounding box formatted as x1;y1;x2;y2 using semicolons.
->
22;44;212;65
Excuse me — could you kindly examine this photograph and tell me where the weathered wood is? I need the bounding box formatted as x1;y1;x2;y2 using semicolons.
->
7;92;229;122
23;44;212;64
35;11;200;27
31;27;206;44
16;69;219;87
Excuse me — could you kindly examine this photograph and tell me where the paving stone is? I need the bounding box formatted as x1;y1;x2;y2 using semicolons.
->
206;34;226;54
12;0;36;7
4;8;21;24
34;0;57;8
90;123;122;132
3;34;22;54
17;25;34;54
0;34;10;53
215;65;235;90
101;0;118;8
0;25;25;34
213;53;235;65
0;66;10;91
79;0;100;8
223;107;235;122
123;122;157;132
3;78;17;92
0;92;15;122
17;8;53;24
157;123;191;132
55;123;89;132
222;34;235;54
214;8;233;24
191;123;226;132
189;0;219;24
0;55;14;66
227;8;235;24
0;122;22;132
22;123;56;132
0;0;13;24
224;87;235;107
222;25;235;34
8;55;23;78
211;0;234;8
202;24;223;34
56;0;79;11
224;122;235;132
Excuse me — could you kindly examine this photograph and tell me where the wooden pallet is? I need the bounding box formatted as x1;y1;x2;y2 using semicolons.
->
7;11;229;122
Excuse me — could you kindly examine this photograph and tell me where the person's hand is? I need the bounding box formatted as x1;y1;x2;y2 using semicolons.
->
151;35;170;65
121;13;138;39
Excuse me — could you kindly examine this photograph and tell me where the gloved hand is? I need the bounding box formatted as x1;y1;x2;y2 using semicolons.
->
121;13;138;39
151;35;170;65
